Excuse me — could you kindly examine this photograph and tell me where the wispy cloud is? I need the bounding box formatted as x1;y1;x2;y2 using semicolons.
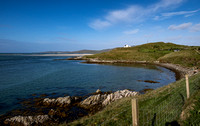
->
150;0;184;12
162;9;199;17
154;9;200;20
88;19;111;30
123;29;139;35
105;6;144;23
168;22;200;32
89;0;184;30
168;22;192;30
190;23;200;32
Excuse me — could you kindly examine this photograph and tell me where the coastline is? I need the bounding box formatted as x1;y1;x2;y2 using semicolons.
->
1;57;198;125
82;58;197;80
0;53;93;57
26;54;93;56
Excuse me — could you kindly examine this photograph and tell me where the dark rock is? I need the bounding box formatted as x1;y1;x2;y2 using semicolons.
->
48;109;56;116
138;80;160;83
51;93;57;95
31;94;37;96
144;80;160;83
40;94;48;97
140;88;154;94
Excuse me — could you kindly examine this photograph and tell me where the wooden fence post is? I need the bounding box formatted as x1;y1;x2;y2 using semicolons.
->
185;74;190;99
132;98;139;126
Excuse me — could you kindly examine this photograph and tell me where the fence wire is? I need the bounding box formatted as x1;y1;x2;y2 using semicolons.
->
139;74;200;126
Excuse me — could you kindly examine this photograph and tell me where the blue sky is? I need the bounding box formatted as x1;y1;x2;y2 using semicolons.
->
0;0;200;52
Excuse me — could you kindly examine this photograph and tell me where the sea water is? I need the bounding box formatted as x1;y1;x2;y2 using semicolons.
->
0;55;176;115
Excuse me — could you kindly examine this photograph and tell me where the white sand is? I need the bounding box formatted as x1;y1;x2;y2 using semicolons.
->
26;54;93;56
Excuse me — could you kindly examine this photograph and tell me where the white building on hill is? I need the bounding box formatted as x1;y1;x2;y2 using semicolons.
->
124;45;131;48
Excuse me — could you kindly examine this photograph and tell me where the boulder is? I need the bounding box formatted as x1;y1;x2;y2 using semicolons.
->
43;96;81;107
80;94;108;107
102;89;138;106
4;115;50;126
96;89;101;93
43;98;56;105
80;89;138;108
56;96;71;104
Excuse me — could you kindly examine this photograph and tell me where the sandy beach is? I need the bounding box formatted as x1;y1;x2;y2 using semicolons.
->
28;54;93;56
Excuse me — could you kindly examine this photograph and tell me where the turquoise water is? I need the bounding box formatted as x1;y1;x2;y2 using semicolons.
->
0;55;176;115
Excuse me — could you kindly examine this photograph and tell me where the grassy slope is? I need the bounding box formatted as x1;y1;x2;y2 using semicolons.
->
183;90;200;125
158;49;200;67
85;42;200;68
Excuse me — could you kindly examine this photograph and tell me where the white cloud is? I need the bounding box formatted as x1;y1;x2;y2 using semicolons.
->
105;6;145;23
123;29;139;35
184;14;194;17
151;0;184;12
89;19;111;30
190;23;200;32
168;22;192;30
89;0;184;30
168;22;200;32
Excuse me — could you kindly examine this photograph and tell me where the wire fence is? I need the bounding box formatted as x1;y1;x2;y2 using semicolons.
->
96;74;200;126
138;74;200;126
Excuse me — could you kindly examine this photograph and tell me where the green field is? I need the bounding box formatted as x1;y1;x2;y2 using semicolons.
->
85;42;200;68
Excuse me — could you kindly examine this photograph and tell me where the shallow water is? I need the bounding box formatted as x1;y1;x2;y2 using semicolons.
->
0;55;176;115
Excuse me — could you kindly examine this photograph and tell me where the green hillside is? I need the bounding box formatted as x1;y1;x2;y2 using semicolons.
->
85;42;200;68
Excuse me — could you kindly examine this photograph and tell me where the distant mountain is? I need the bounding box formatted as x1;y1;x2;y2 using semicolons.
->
40;49;111;54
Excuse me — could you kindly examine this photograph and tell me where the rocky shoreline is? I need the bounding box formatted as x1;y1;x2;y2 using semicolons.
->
58;56;196;80
81;58;198;80
0;89;138;126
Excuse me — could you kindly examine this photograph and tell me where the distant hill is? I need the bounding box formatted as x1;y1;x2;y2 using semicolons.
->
41;49;111;54
85;42;200;68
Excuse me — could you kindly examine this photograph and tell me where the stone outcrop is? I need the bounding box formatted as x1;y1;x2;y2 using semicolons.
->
80;89;138;108
81;94;107;107
43;96;80;107
4;115;50;126
102;89;138;106
43;96;71;105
